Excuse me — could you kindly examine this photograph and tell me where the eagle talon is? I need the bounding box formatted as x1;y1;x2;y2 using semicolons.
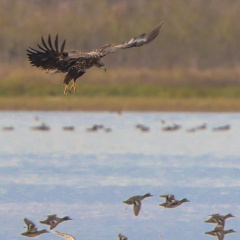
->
70;82;77;93
64;85;71;95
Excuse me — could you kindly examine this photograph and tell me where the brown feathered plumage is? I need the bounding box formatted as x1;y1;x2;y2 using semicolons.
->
27;22;163;94
21;218;49;237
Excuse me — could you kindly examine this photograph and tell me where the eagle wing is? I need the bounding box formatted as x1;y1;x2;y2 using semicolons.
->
97;21;163;58
27;35;77;73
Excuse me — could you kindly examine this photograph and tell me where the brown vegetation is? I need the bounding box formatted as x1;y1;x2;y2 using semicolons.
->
1;0;240;69
0;0;240;110
1;96;240;112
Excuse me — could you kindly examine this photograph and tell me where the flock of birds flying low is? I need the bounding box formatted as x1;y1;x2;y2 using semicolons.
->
204;214;236;240
122;193;190;216
21;215;72;238
20;194;236;240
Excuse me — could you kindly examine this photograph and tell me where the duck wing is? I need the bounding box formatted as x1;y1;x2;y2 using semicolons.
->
133;200;141;216
46;214;57;220
159;194;175;202
118;233;128;240
24;218;37;232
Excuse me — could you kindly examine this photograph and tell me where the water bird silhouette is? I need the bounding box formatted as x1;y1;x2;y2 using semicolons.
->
39;214;72;230
205;229;236;240
21;218;49;237
118;233;128;240
205;213;235;230
123;193;153;216
159;194;190;208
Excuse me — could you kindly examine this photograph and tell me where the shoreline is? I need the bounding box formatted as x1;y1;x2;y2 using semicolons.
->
0;96;239;112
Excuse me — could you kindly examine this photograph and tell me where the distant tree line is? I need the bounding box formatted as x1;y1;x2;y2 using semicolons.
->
1;0;240;69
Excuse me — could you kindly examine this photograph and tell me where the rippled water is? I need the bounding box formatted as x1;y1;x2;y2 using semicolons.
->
0;111;239;240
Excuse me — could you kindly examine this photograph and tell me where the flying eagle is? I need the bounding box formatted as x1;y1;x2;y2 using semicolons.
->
27;22;163;94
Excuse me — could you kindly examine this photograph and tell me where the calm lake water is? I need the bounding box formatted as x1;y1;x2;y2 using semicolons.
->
0;111;239;240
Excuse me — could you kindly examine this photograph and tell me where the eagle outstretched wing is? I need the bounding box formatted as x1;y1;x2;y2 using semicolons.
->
97;21;163;58
27;35;73;73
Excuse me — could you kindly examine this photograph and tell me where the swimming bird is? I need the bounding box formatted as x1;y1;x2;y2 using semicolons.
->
196;123;207;130
104;127;112;132
186;128;196;133
118;233;128;240
27;22;163;94
31;122;50;131
123;193;153;216
212;125;230;131
53;230;76;240
86;124;104;132
62;126;75;131
205;229;236;240
2;126;14;131
21;218;49;237
159;194;189;208
135;124;150;132
162;124;181;131
39;214;72;230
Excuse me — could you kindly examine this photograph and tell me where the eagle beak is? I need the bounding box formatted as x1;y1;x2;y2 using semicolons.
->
99;66;107;72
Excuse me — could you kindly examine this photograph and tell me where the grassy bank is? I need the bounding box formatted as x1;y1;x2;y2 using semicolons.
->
1;67;240;111
0;96;240;112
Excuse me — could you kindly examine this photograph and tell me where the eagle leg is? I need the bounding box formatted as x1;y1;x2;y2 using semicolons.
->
64;85;71;95
70;81;77;93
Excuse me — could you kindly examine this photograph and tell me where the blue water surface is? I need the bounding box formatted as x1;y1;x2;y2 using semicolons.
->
0;111;239;240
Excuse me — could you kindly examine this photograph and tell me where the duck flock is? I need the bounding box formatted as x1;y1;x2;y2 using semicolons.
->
0;115;231;133
1;114;235;240
20;193;236;240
